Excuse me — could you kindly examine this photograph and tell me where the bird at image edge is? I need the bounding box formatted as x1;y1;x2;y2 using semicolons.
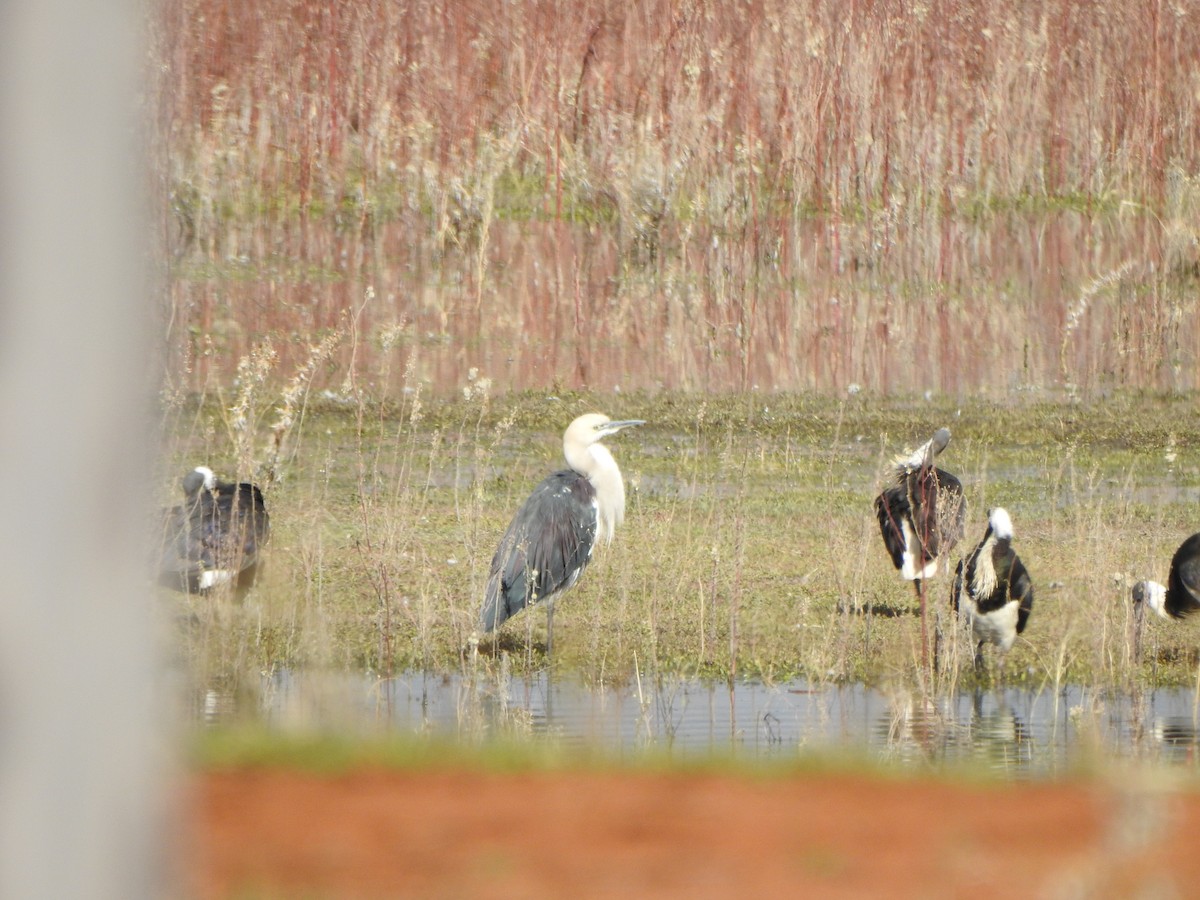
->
158;465;270;595
1130;531;1200;661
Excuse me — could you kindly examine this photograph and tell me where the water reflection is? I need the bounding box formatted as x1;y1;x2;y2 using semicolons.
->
968;692;1033;772
196;669;1200;776
171;209;1194;397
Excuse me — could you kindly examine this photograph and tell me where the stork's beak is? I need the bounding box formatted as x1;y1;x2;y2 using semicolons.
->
924;428;951;464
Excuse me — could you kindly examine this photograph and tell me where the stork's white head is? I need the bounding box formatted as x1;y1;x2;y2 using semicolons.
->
988;507;1014;541
1132;580;1169;619
899;427;951;471
182;465;216;498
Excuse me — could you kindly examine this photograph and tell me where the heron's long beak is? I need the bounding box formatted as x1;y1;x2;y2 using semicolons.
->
601;419;646;433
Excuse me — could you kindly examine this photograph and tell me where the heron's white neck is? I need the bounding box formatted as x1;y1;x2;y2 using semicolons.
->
566;441;625;544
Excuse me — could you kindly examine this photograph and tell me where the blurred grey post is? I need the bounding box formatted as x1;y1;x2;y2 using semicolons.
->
0;3;166;899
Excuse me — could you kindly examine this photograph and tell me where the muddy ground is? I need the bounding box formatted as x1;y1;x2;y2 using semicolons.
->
188;766;1200;897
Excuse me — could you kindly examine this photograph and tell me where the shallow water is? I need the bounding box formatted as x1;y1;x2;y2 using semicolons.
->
200;668;1200;776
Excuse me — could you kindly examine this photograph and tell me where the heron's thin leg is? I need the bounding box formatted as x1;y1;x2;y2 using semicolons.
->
545;599;556;657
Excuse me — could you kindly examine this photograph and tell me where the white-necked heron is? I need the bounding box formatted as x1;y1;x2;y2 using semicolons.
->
479;413;644;654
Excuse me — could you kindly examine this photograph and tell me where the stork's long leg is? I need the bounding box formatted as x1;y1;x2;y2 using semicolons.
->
914;577;930;672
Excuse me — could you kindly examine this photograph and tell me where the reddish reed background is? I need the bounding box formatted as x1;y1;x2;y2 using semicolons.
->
150;0;1200;397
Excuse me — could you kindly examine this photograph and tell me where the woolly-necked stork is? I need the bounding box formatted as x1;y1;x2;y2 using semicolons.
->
158;465;270;594
478;413;644;655
1131;532;1200;661
953;507;1034;672
875;428;966;597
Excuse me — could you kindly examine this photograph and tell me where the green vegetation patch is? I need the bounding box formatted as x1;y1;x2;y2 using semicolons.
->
161;389;1200;702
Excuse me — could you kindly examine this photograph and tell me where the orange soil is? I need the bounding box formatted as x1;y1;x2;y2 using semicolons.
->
189;767;1200;898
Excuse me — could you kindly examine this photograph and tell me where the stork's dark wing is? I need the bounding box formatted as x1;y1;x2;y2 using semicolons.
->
915;467;964;560
875;486;909;571
208;482;270;578
157;502;206;592
1009;551;1034;634
986;544;1035;632
1168;532;1200;618
481;471;598;633
952;538;982;612
952;557;964;611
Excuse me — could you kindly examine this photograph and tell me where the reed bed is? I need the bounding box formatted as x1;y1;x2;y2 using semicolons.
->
150;0;1200;398
153;0;1198;219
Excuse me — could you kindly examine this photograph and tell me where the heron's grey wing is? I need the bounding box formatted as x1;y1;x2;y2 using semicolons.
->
206;482;268;577
913;467;965;561
482;472;597;632
234;483;270;545
229;482;269;562
906;468;943;561
231;482;268;583
481;516;530;632
529;490;596;596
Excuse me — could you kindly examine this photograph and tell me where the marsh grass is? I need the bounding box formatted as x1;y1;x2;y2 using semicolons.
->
160;349;1200;730
147;1;1200;754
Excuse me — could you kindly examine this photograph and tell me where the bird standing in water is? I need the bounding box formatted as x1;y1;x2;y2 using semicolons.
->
479;413;644;655
875;427;966;668
953;507;1034;674
1130;531;1200;662
158;465;270;595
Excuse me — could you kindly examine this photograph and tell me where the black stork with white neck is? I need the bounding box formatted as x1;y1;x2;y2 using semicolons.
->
875;427;965;670
157;465;270;595
875;428;966;598
953;507;1034;673
479;413;644;654
1130;532;1200;662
